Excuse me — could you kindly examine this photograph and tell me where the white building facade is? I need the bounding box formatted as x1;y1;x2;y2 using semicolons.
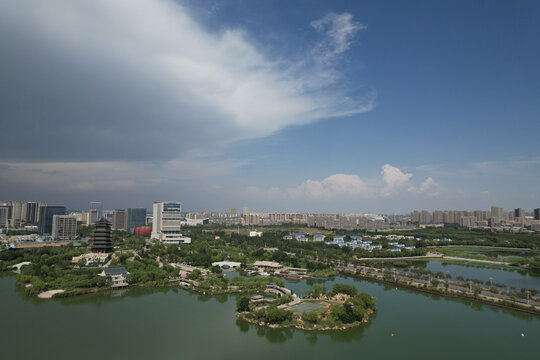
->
151;202;191;244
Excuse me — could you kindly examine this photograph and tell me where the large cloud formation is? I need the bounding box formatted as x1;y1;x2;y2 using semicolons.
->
0;0;373;163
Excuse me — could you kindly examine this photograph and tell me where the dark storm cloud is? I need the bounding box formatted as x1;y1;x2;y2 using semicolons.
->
0;0;373;163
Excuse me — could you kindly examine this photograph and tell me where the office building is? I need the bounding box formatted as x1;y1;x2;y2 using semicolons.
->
535;208;540;221
89;201;103;220
52;215;77;241
127;208;146;233
38;206;66;236
112;209;128;231
151;202;191;244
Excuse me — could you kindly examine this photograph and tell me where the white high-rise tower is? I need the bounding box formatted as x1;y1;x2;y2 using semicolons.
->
151;202;191;244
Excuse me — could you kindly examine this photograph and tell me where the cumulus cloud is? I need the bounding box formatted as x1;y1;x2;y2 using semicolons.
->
248;164;442;202
0;0;373;163
289;174;368;198
407;177;441;196
380;164;413;196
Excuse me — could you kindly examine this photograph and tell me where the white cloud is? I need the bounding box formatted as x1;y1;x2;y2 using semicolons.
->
289;174;368;198
248;164;443;202
310;12;366;65
0;1;374;162
407;177;441;196
381;164;413;196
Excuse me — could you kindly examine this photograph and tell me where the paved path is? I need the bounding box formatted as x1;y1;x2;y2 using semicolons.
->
355;253;443;261
38;289;65;299
442;256;511;265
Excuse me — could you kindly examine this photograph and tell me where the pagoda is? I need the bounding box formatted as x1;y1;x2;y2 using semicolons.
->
91;218;113;253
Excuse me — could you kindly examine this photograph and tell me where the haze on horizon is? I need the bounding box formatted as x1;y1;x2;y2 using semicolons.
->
1;0;539;213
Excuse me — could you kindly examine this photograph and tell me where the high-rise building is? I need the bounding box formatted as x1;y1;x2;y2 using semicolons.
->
420;210;431;224
10;201;25;227
112;209;128;231
473;210;485;222
514;208;525;219
460;216;476;227
52;215;77;241
490;206;503;219
229;208;237;216
410;210;420;223
127;208;146;233
89;201;103;220
91;218;113;253
534;208;540;220
432;210;444;224
38;206;66;236
151;202;191;244
0;206;10;227
25;202;40;224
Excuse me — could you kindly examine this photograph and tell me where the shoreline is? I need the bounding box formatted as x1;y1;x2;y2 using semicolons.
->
340;270;540;316
235;309;374;332
9;267;540;317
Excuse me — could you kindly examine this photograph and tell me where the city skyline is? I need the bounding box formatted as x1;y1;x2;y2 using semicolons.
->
1;0;539;213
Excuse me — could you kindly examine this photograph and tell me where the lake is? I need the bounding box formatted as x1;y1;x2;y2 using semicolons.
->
0;274;538;360
413;261;540;290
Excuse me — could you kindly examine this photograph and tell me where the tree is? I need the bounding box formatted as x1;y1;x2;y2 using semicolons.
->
333;284;358;296
313;284;325;298
302;311;318;324
236;295;250;312
472;285;482;297
189;269;201;280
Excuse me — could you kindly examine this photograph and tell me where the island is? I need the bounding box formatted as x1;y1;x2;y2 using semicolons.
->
236;283;377;331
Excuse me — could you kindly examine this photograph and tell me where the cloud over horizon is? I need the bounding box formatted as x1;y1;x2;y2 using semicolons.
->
0;0;373;163
248;164;440;202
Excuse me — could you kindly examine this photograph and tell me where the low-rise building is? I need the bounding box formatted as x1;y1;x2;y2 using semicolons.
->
99;267;129;288
253;261;283;271
72;253;111;266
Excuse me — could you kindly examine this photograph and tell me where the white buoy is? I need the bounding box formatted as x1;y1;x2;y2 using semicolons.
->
521;333;525;337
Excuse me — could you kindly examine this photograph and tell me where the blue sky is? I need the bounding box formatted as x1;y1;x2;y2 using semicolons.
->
0;0;539;213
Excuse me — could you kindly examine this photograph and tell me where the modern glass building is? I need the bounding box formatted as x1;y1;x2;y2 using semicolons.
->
38;206;66;236
127;208;146;233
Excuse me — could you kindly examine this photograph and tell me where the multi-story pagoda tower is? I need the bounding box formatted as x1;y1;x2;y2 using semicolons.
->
91;218;113;253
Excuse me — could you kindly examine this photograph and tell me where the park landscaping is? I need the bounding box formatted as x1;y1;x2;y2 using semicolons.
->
236;283;377;331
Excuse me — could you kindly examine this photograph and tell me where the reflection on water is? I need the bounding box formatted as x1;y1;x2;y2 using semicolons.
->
1;273;539;360
234;315;371;344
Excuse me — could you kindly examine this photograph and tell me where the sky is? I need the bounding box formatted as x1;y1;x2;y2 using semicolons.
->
1;0;539;213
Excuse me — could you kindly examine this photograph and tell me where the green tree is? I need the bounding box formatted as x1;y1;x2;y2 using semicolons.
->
333;284;358;296
189;269;201;280
313;283;325;298
236;295;250;312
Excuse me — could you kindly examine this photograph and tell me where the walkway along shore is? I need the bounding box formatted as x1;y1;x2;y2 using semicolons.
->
339;270;540;316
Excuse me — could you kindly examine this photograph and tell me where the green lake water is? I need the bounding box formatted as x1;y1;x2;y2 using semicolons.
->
413;261;540;290
0;274;538;360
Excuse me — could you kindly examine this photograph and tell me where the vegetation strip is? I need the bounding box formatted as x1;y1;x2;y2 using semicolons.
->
340;270;540;316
